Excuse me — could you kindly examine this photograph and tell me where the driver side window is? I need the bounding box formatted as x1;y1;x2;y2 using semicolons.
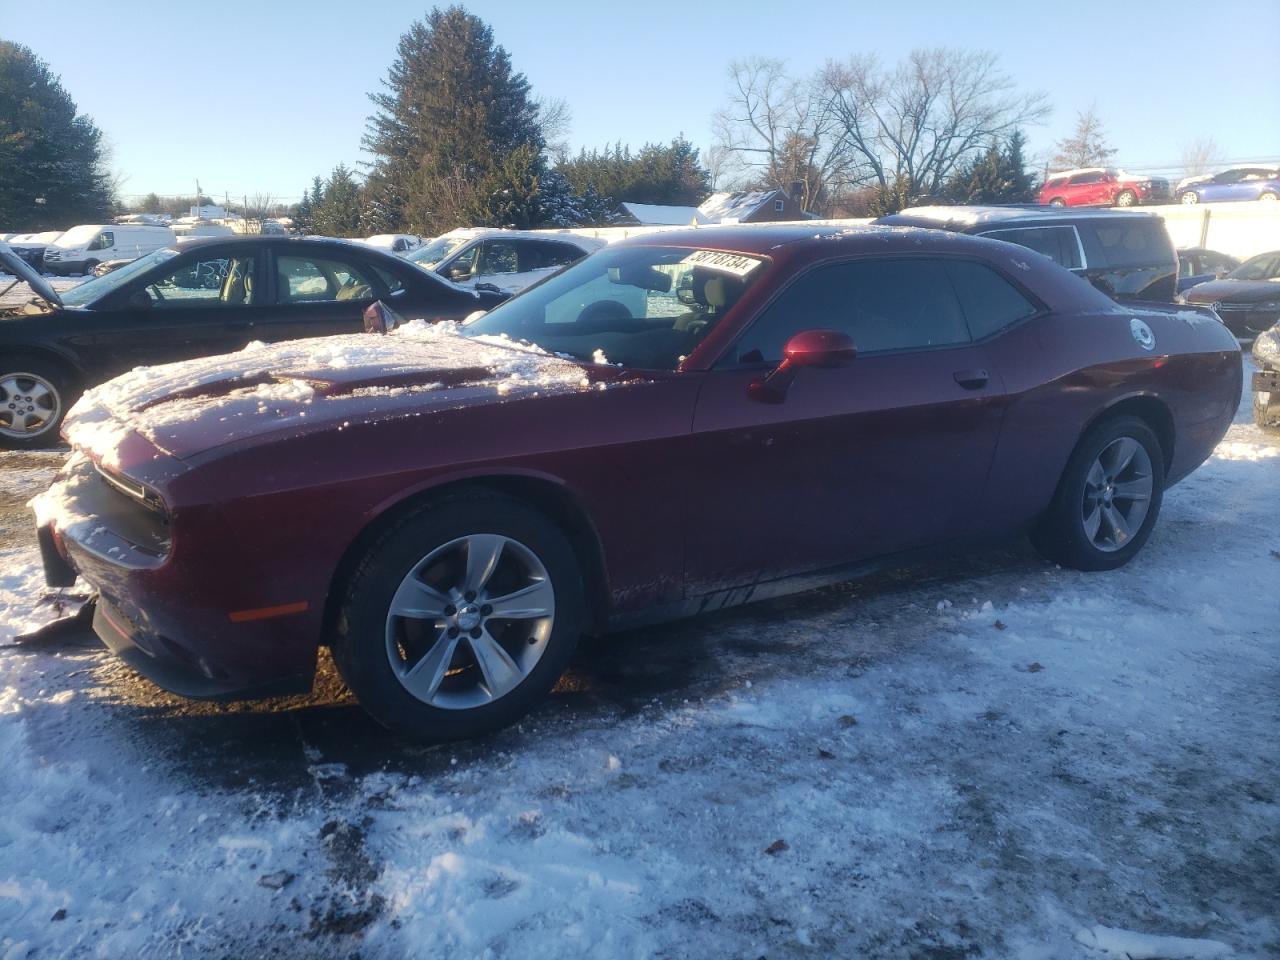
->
729;258;971;365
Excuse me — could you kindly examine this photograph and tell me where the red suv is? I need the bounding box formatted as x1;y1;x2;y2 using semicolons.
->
1039;168;1171;208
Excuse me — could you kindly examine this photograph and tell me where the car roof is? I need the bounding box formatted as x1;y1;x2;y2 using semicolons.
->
437;226;601;248
876;205;1161;230
175;235;397;255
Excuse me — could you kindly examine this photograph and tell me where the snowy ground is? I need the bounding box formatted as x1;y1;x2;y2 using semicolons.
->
0;371;1276;959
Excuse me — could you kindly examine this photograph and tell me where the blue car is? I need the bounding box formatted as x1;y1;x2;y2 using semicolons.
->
1176;167;1280;205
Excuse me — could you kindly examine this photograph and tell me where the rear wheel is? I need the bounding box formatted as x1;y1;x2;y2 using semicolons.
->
1048;197;1066;207
1031;415;1165;571
1261;191;1278;203
1180;191;1199;205
1115;189;1137;208
0;358;75;448
330;492;585;740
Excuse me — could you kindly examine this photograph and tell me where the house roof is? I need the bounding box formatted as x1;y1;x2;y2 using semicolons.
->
617;202;701;225
696;190;784;223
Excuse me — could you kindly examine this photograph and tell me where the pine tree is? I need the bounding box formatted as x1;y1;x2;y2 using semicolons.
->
556;137;711;208
945;130;1037;204
1053;106;1117;169
292;183;316;235
312;165;363;237
362;6;544;234
0;41;114;229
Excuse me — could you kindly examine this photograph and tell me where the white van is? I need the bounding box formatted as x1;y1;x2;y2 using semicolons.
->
42;224;176;276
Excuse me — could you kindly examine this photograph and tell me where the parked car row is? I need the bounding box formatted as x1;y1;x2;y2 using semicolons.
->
1037;168;1171;208
1174;166;1280;205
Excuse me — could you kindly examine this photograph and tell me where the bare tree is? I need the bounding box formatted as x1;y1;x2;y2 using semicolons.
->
537;96;572;165
1051;104;1116;170
712;57;860;214
1180;135;1225;179
821;48;1050;200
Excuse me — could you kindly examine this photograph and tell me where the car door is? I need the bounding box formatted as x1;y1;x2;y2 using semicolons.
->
80;248;270;377
684;256;1009;595
259;247;386;342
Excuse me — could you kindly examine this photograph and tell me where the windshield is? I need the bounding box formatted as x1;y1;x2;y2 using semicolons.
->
465;245;766;369
1227;253;1280;282
59;248;179;306
407;235;471;268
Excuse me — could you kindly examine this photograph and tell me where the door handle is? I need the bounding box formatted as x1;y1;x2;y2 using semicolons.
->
953;368;989;390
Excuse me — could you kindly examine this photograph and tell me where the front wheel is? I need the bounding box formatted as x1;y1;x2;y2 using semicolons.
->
330;492;586;741
1180;191;1199;205
1031;415;1165;571
0;360;75;448
1114;189;1137;207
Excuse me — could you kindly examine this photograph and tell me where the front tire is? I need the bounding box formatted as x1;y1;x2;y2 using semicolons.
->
330;492;586;740
0;358;75;448
1115;189;1137;208
1031;415;1165;571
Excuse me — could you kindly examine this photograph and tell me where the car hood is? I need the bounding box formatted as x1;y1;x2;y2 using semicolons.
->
0;243;63;308
62;320;622;466
1184;278;1280;304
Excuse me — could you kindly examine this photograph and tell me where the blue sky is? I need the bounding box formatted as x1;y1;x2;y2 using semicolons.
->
2;0;1277;202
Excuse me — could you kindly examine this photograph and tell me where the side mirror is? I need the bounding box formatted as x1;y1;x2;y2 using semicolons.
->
363;299;405;335
748;329;855;404
449;267;472;281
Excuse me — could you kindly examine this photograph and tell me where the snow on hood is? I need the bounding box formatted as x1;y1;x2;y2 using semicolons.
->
63;320;594;466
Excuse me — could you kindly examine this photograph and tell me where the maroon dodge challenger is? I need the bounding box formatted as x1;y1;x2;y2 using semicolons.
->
33;225;1241;739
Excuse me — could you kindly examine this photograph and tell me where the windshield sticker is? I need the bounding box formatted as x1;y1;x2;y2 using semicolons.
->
680;250;763;277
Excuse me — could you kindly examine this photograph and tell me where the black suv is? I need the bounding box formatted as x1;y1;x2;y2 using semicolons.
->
875;206;1178;302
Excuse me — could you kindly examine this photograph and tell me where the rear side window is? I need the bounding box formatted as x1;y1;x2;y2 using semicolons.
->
1089;220;1170;268
524;240;585;271
731;258;970;364
943;261;1038;340
978;226;1082;270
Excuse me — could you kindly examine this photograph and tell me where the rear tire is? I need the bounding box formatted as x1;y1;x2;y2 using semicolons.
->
1048;197;1066;207
0;357;76;449
1180;191;1199;205
1260;191;1278;203
1031;415;1165;572
330;491;585;741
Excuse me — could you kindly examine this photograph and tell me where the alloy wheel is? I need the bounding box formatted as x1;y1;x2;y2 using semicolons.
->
0;373;60;439
1181;192;1199;205
1081;437;1153;552
384;533;555;709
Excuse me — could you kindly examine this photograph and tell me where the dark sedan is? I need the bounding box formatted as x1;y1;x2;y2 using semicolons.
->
1183;250;1280;340
0;236;507;447
1176;247;1239;293
35;225;1241;740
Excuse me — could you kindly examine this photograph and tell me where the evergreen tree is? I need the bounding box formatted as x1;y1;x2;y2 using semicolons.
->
291;183;316;235
556;137;711;208
362;6;544;234
945;130;1037;204
312;165;363;237
0;41;114;229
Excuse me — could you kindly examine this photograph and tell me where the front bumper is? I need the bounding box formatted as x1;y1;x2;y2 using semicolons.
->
1215;306;1280;340
36;456;320;701
1254;368;1280;396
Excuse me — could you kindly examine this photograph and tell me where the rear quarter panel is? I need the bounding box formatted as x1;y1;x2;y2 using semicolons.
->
979;306;1240;532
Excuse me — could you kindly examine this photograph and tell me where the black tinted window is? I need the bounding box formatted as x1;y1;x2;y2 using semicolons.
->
732;259;970;364
978;226;1082;270
525;240;584;270
944;261;1038;339
1070;172;1105;184
1090;221;1169;268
